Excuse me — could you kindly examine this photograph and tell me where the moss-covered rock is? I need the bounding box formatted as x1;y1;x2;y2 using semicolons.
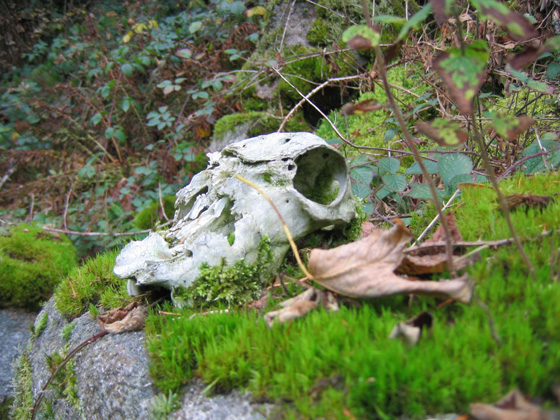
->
0;224;77;310
54;249;131;318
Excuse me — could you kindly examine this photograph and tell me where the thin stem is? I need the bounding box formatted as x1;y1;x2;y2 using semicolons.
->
469;111;537;281
372;44;457;275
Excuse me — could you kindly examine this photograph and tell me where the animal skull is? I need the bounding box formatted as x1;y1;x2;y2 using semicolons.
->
113;132;356;305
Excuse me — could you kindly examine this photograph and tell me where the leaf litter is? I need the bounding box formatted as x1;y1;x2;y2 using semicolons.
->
265;216;474;328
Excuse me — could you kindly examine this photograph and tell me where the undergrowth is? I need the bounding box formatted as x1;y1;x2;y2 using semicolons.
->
145;171;560;419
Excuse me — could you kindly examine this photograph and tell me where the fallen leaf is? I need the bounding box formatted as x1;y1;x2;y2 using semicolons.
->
340;99;383;116
264;287;339;327
503;194;555;212
389;311;433;346
399;213;470;275
264;301;317;327
308;220;473;303
98;301;146;333
470;388;559;420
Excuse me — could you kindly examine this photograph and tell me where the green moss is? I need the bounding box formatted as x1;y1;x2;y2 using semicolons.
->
213;111;309;140
146;172;560;418
173;236;274;309
315;66;428;149
0;223;78;310
44;348;80;410
54;249;131;318
61;323;76;341
133;195;176;230
9;353;34;420
33;312;48;338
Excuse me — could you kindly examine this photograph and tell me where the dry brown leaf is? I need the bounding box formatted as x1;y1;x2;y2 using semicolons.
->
389;311;433;346
504;194;555;212
470;389;557;420
264;287;340;327
264;301;318;327
308;220;473;303
399;213;469;275
98;301;146;333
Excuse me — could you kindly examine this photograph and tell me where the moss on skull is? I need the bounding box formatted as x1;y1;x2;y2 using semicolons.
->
173;236;274;309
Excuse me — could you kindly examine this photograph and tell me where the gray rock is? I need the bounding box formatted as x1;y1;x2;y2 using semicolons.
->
16;297;272;419
0;307;37;402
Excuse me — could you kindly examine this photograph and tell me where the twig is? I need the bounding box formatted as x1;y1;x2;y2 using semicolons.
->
497;147;560;181
277;73;368;132
404;229;560;254
469;110;537;281
41;222;172;237
0;159;17;191
412;189;461;246
369;38;457;275
31;330;109;420
279;0;297;52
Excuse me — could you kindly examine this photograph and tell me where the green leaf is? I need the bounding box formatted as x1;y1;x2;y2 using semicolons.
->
121;98;131;113
397;4;433;41
378;157;400;174
384;127;399;142
406;159;439;175
104;127;115;139
121;63;133;77
351;166;375;184
91;113;102;126
471;0;537;41
189;21;202;33
352;183;371;199
433;40;489;114
114;128;126;143
382;174;407;192
438;153;473;186
417;119;468;147
407;183;444;200
176;48;192;59
373;15;406;25
342;25;381;49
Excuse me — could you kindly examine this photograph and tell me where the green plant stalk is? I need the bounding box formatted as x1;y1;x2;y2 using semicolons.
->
468;111;537;281
356;0;457;274
234;174;314;280
371;45;456;275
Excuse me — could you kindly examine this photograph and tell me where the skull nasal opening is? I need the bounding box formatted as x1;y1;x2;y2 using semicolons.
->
292;147;347;205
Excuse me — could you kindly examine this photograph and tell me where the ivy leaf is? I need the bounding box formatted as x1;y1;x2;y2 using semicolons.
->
433;40;489;114
351;166;375;184
417;119;468;147
342;25;381;50
471;0;537;42
488;112;535;142
397;4;433;41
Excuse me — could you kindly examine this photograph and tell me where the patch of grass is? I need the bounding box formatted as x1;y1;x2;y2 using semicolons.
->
0;223;78;309
145;171;560;418
33;312;48;338
54;249;131;318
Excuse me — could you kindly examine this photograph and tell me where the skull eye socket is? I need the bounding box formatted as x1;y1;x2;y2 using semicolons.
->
293;147;347;205
175;186;209;220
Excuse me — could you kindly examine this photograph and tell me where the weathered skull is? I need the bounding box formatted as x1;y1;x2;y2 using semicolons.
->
114;132;356;304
